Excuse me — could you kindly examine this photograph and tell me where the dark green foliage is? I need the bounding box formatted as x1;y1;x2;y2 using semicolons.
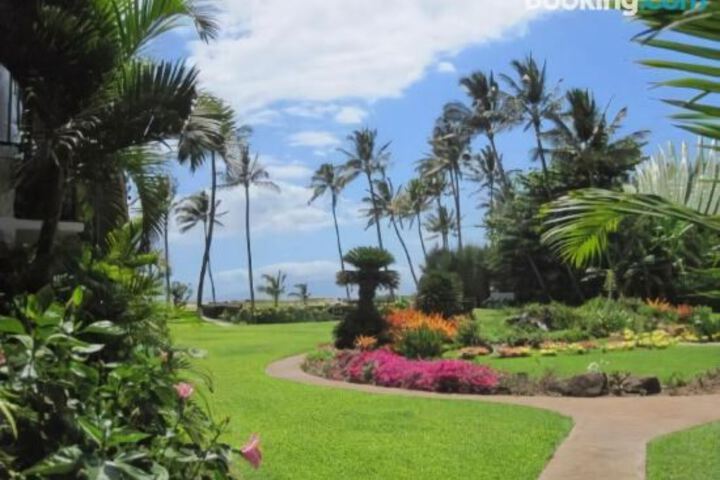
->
424;246;491;309
227;306;343;324
692;307;720;341
395;326;446;359
334;247;399;348
171;281;193;308
456;318;486;347
416;271;464;318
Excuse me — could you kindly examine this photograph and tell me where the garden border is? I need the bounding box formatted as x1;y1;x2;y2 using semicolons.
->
267;354;720;480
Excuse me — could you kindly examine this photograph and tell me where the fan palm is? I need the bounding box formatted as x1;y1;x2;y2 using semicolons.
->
365;179;419;287
501;54;561;192
289;283;311;306
402;179;432;261
544;89;648;189
0;1;220;287
542;139;720;268
309;163;351;299
259;270;287;308
175;191;226;303
340;128;391;250
225;144;280;315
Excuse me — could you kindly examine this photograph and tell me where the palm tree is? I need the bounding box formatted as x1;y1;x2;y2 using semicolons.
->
403;179;432;261
225;144;280;315
0;1;219;287
341;128;391;250
175;191;226;305
424;205;457;251
289;283;311;306
259;271;287;308
501;54;561;193
309;163;351;300
467;146;499;217
458;71;519;193
365;179;419;287
158;176;177;306
544;89;648;189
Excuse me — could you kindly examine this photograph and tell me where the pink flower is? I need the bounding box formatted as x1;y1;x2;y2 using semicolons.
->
240;433;262;469
173;382;194;400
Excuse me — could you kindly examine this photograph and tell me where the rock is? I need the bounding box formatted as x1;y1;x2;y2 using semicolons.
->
623;376;662;396
551;373;608;397
458;347;491;360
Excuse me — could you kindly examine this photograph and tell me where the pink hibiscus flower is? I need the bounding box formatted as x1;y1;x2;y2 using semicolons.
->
240;433;262;469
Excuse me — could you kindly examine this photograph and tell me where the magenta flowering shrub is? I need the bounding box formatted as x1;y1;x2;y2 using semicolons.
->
341;349;499;394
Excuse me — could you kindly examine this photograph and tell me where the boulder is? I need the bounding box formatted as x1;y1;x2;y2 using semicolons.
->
623;376;662;396
551;373;608;397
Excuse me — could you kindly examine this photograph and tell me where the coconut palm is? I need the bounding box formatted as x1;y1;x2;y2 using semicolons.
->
225;144;280;315
175;191;226;304
309;163;351;299
158;176;177;305
544;89;648;189
340;128;391;250
365;179;419;287
402;179;432;261
501;54;561;192
424;205;457;251
289;283;311;306
467;145;500;216
0;1;220;287
259;270;287;308
457;71;520;192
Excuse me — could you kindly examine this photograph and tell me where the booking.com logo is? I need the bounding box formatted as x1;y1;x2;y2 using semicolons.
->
526;0;709;16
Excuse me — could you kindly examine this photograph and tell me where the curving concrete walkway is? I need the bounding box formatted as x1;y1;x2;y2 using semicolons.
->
267;354;720;480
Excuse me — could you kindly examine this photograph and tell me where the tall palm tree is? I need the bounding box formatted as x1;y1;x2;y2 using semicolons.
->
458;71;519;193
259;270;287;308
158;175;177;306
501;54;561;193
341;128;391;250
544;89;648;189
175;191;226;305
402;179;432;261
366;179;419;287
289;283;311;306
309;163;351;299
467;146;499;217
225;144;279;315
0;1;220;287
424;205;457;251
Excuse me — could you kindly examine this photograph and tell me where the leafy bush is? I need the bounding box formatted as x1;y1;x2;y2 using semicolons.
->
394;326;446;359
229;306;340;324
424;246;491;309
416;271;463;318
691;307;720;341
577;298;634;337
456;318;486;347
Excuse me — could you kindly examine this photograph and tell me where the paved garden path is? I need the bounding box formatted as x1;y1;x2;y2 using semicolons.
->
267;354;720;480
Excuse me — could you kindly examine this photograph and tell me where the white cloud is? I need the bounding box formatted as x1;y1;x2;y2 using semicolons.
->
287;130;341;149
265;161;313;182
190;0;543;115
334;106;368;124
436;61;457;74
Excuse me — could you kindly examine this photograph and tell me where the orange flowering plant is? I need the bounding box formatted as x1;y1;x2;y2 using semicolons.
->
386;308;458;342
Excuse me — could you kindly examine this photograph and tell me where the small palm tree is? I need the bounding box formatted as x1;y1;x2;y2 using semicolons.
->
402;179;432;260
424;205;457;251
289;283;311;306
175;191;226;305
225;143;280;315
309;163;351;299
259;271;287;308
158;175;177;305
501;54;561;193
341;128;391;250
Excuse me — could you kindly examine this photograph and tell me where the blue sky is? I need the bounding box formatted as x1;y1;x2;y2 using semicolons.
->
155;3;693;301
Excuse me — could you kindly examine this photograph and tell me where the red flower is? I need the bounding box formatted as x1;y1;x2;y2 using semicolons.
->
240;433;262;469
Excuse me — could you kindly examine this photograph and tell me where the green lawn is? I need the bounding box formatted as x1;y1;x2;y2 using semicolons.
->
472;346;720;383
647;422;720;480
170;315;572;480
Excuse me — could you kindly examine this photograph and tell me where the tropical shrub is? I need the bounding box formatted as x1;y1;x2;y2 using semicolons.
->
423;246;491;309
456;318;486;347
416;271;463;318
338;350;499;394
394;326;446;359
386;309;458;341
334;247;399;348
577;298;634;337
691;307;720;341
229;306;339;324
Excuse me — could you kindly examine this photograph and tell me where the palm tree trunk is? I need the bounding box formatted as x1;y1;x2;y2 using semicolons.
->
488;133;510;193
451;167;463;251
435;197;448;250
533;120;551;197
208;257;217;303
244;182;256;315
164;214;171;305
197;221;209;309
391;215;418;287
366;170;384;250
332;196;351;300
416;211;428;261
197;152;218;309
526;254;552;302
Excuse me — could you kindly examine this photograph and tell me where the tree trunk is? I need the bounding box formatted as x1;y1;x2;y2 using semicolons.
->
451;167;463;251
245;182;256;315
332;196;351;300
416;211;428;261
436;197;448;250
197;221;209;309
197;152;218;310
208;257;217;303
391;215;418;288
366;170;384;250
527;254;552;302
164;213;171;305
488;132;510;194
533;120;551;197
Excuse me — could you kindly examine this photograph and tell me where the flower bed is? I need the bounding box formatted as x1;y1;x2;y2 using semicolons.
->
307;349;499;394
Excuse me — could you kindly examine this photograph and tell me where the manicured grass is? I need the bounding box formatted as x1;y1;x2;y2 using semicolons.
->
170;314;572;480
474;308;517;343
647;422;720;480
473;346;720;383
